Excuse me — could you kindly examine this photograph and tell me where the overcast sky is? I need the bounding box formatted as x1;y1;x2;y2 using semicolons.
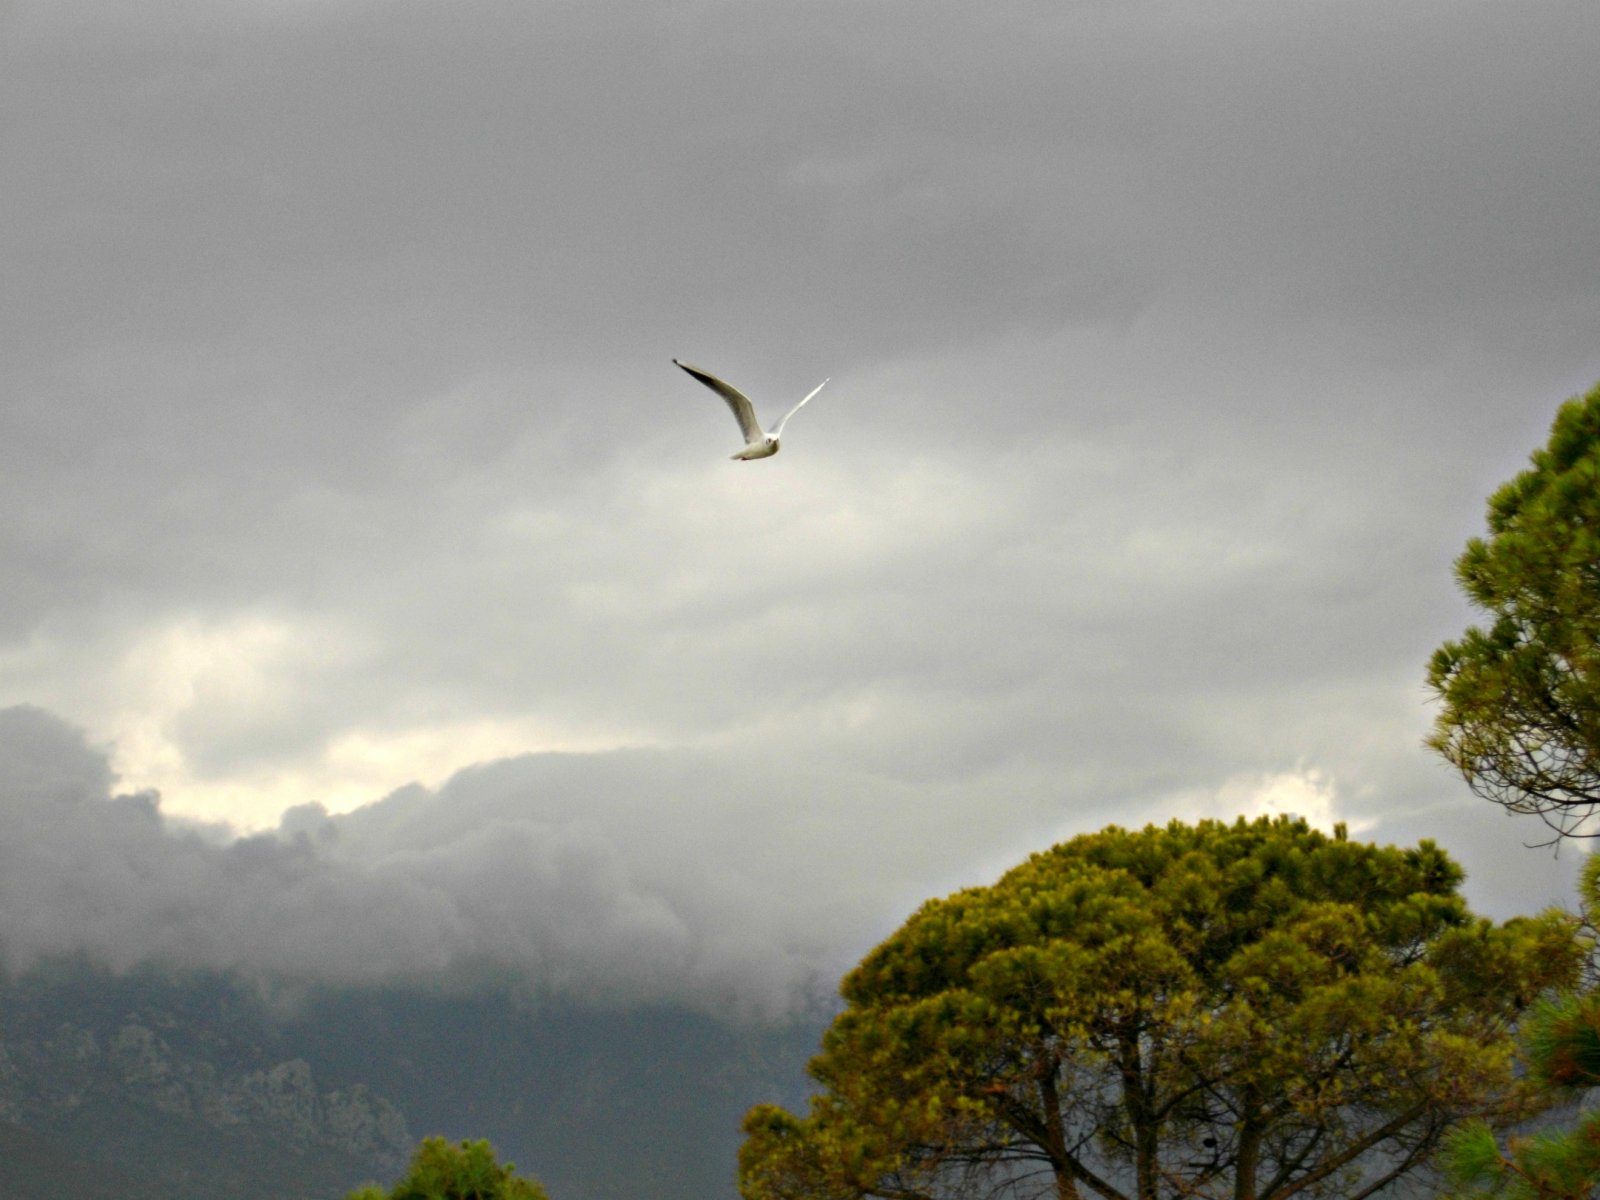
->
3;0;1599;1016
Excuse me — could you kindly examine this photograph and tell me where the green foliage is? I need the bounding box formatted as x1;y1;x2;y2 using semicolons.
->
1437;856;1600;1200
1436;1038;1600;1200
740;817;1583;1200
348;1136;549;1200
1428;380;1600;837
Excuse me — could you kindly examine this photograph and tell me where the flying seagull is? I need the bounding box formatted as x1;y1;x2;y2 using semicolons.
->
673;359;830;460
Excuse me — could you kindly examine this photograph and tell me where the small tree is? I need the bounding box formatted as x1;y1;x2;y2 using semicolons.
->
1427;380;1600;838
740;818;1582;1200
347;1136;548;1200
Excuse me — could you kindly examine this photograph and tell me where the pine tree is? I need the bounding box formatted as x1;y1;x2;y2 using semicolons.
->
740;818;1582;1200
1428;380;1600;838
1438;855;1600;1200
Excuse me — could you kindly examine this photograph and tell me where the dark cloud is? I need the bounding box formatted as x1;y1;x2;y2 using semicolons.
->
0;704;115;804
0;707;926;1014
0;706;1579;1024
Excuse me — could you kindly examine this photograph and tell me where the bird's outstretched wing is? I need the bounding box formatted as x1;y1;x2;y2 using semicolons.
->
769;378;830;439
673;359;762;445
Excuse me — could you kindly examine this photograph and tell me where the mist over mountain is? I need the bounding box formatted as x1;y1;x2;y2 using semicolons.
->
0;704;907;1016
0;701;1588;1197
0;705;841;1194
0;700;1580;1024
0;704;839;1196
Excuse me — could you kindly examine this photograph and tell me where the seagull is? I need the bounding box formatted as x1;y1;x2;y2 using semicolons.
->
673;359;830;460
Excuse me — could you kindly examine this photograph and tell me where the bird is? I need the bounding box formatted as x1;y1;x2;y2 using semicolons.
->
673;359;830;460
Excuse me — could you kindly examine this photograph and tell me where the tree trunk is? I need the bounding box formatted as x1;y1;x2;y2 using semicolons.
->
1037;1062;1084;1200
1114;1019;1161;1200
1233;1087;1262;1200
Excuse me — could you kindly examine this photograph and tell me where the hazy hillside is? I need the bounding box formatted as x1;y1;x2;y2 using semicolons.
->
284;985;821;1200
0;962;823;1200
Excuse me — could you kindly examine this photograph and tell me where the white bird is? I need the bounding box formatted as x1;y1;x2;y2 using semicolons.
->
673;359;830;460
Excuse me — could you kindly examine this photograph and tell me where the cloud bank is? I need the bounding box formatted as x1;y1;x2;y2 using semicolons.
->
1;706;1582;1021
0;706;953;1015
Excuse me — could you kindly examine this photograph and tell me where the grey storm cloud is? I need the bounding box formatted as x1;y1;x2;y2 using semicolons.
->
1;0;1598;1006
0;706;881;1014
11;703;1108;1015
0;704;1583;1020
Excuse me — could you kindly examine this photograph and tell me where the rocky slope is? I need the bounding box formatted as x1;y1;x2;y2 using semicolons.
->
0;1019;410;1166
0;963;822;1200
0;966;413;1199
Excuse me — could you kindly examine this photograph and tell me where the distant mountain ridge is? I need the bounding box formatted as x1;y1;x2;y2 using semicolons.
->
0;962;823;1200
0;964;413;1198
0;1018;410;1164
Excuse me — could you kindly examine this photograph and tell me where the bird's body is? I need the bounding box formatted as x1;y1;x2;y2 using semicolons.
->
673;359;829;460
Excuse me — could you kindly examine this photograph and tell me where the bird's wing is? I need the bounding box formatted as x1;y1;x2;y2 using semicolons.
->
767;378;830;438
674;359;763;444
